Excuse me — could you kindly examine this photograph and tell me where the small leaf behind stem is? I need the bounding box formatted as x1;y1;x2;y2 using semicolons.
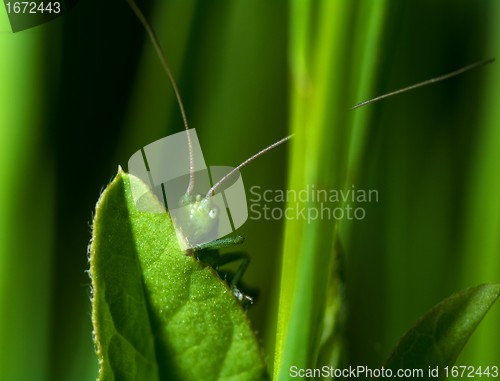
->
375;283;500;380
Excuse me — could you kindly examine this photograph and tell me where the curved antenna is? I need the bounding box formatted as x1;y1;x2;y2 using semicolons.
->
352;58;495;110
206;135;293;198
127;0;196;195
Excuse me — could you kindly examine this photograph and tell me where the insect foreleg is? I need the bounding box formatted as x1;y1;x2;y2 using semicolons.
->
195;235;245;251
184;236;244;256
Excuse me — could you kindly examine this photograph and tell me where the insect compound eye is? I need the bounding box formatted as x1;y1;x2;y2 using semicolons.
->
199;197;218;220
209;208;218;219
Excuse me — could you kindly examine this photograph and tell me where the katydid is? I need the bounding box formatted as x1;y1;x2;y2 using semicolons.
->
127;0;291;305
126;0;493;306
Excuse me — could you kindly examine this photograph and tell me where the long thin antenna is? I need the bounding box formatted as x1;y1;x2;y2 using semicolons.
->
127;0;196;195
351;58;495;110
206;135;293;198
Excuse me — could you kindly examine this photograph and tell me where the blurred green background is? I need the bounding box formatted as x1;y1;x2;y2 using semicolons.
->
0;1;499;380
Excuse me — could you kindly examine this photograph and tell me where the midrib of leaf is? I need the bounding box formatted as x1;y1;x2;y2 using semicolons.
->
90;170;160;381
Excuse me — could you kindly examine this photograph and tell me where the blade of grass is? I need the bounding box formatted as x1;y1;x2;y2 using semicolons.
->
275;1;353;378
460;0;500;364
0;20;53;381
275;0;390;377
274;1;392;379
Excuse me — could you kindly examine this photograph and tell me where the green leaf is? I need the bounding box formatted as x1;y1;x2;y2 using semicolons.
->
89;169;267;381
376;284;500;380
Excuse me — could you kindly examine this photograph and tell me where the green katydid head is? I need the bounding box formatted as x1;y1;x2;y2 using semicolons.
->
174;135;292;248
177;193;219;245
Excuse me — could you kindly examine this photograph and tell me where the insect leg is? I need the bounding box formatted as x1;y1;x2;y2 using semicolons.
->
196;250;249;284
196;249;254;306
211;251;250;288
211;251;253;306
193;235;244;252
